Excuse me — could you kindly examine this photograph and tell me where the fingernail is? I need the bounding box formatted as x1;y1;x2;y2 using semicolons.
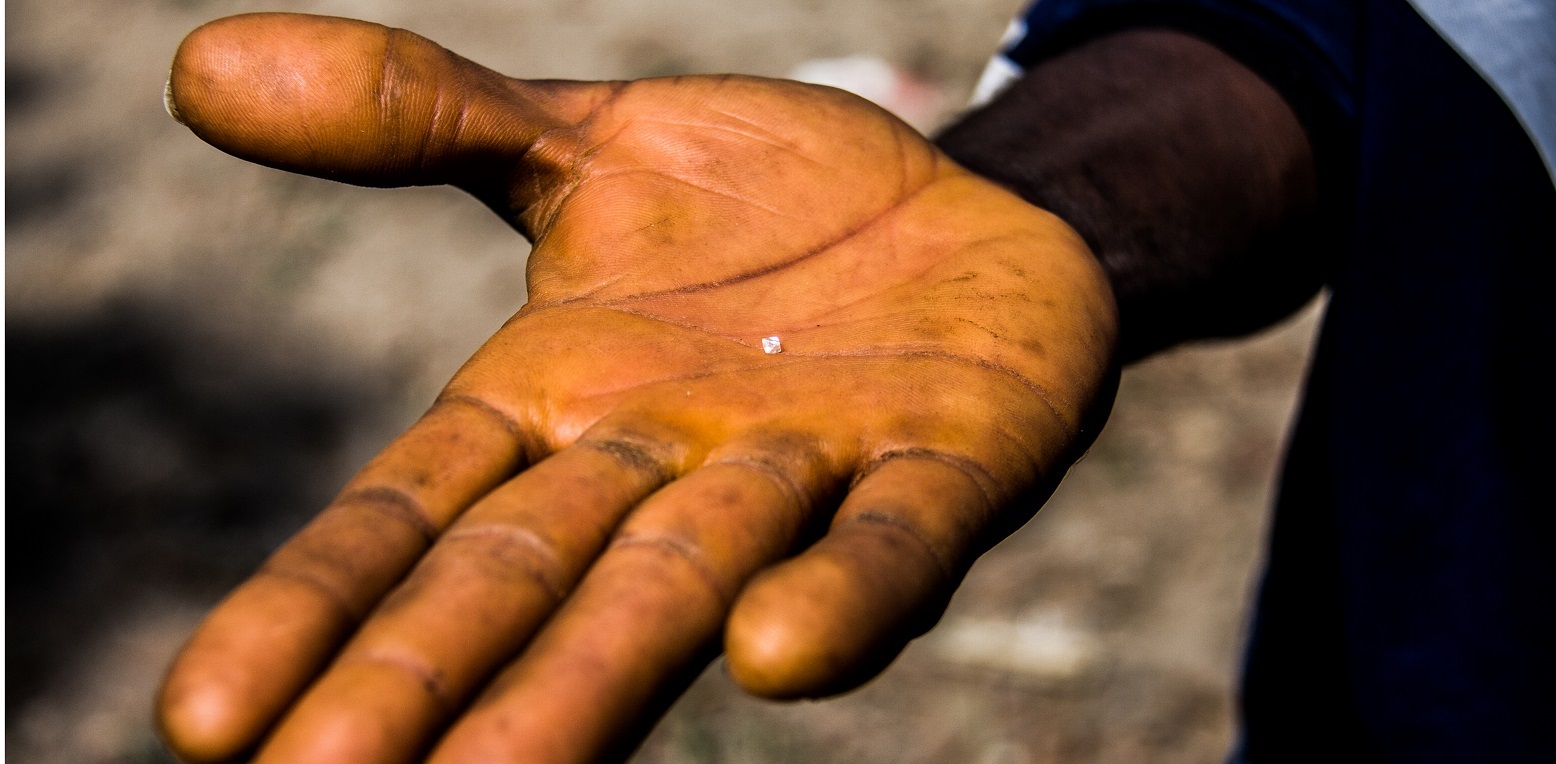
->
164;71;186;125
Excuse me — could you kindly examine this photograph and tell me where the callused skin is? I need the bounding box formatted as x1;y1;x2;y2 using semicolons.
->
157;13;1118;764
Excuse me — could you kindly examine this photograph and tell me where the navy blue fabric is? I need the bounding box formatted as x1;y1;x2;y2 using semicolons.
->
1000;1;1556;761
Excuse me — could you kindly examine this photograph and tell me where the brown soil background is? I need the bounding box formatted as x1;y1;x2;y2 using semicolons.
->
6;1;1322;762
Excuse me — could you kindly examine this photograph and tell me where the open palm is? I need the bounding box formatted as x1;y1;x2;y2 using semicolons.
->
157;13;1118;764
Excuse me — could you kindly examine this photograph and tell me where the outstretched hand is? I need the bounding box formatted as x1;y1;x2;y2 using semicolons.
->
156;13;1118;764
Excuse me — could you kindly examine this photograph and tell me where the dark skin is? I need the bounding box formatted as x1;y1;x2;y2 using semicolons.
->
937;28;1321;360
156;12;1314;764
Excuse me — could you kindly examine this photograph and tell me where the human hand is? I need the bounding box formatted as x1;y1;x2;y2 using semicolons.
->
156;13;1118;763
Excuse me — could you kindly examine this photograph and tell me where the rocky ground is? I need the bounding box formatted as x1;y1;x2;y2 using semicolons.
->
6;1;1321;761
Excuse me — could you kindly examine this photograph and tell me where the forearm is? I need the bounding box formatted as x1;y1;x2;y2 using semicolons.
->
936;29;1321;362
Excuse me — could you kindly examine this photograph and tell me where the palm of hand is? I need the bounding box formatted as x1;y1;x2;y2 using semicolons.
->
157;14;1116;764
493;73;1109;492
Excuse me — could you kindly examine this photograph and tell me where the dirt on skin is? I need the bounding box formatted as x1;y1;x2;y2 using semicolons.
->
5;1;1321;762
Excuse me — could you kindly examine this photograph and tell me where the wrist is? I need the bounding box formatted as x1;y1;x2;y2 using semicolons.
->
936;28;1320;361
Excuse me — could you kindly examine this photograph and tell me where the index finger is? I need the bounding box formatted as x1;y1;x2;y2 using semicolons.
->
156;395;534;763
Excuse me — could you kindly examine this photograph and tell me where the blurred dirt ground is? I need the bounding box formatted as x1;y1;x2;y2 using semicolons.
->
6;1;1321;762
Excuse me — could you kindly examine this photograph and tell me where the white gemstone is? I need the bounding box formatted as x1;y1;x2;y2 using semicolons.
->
761;336;783;354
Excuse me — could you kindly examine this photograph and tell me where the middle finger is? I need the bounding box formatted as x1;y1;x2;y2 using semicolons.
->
428;449;832;763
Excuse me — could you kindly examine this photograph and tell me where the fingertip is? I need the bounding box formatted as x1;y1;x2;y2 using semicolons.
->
251;660;444;764
156;630;291;764
726;503;965;699
153;575;358;764
168;13;397;177
156;672;256;764
723;563;862;700
167;13;299;121
723;611;824;699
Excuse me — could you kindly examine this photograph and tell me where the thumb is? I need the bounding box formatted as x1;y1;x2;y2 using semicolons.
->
167;13;608;198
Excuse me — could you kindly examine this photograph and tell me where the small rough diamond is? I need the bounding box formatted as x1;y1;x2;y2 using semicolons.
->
762;336;783;354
